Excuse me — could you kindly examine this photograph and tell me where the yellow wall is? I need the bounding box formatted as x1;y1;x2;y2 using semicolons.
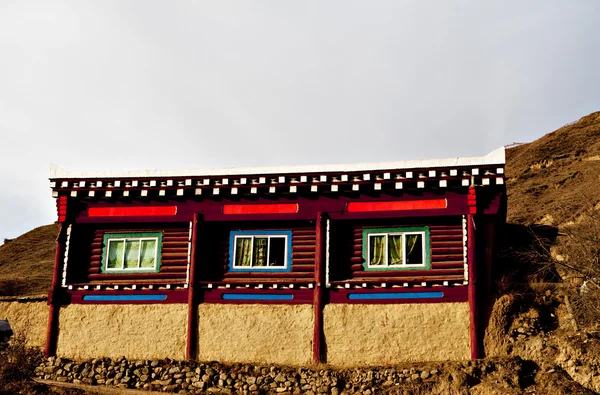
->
323;303;471;366
198;304;313;366
57;304;187;360
0;301;48;347
35;300;470;365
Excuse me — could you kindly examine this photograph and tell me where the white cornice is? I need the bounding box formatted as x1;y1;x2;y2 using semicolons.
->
50;147;505;180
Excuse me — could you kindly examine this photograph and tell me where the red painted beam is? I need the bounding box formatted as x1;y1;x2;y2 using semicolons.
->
467;185;481;360
45;224;65;358
88;206;178;217
222;203;299;215
57;196;68;223
347;199;447;213
313;212;326;364
186;214;200;360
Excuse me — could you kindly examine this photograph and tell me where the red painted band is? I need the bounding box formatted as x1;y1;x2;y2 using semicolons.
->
347;199;447;213
88;206;178;217
223;203;299;215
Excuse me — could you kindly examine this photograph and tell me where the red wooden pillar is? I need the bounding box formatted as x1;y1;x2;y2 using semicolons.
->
467;185;482;360
313;212;326;364
45;197;69;358
186;213;200;360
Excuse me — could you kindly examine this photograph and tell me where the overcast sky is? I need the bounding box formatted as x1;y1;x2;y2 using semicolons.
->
1;1;599;239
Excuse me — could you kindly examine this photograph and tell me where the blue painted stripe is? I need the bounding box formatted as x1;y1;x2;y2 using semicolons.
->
82;294;167;302
221;293;294;301
347;292;444;300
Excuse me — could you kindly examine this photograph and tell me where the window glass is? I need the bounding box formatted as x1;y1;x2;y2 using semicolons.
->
124;240;140;269
102;233;162;273
388;235;403;265
369;235;386;266
235;237;252;266
364;228;429;269
406;234;423;265
107;240;124;269
269;237;286;266
230;231;291;271
140;239;157;268
253;237;268;266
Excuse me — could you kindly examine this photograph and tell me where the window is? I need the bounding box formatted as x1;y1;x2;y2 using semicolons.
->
229;230;292;272
363;227;430;270
101;232;162;273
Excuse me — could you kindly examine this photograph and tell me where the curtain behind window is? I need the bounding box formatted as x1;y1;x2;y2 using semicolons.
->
369;235;385;265
253;237;268;266
406;234;422;264
388;235;403;265
124;240;140;269
107;240;124;269
235;238;252;266
140;240;156;268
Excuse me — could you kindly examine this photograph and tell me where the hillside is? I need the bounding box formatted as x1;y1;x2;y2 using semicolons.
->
506;111;600;226
0;224;56;296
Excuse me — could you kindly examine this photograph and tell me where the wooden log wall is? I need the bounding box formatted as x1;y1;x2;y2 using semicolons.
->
330;217;465;284
201;221;316;283
66;223;190;284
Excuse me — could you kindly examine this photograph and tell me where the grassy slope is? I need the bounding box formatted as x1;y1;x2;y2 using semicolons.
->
0;224;56;296
506;111;600;226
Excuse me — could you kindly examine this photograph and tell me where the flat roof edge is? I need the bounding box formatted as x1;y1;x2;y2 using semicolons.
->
50;147;505;180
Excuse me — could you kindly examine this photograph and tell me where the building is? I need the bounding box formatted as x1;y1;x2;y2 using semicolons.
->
45;148;506;366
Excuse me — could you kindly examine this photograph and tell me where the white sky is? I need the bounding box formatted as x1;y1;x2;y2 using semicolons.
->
1;1;599;239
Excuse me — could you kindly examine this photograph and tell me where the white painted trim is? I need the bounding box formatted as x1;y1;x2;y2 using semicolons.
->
61;224;72;288
49;147;505;180
463;215;468;282
325;218;331;288
186;221;192;285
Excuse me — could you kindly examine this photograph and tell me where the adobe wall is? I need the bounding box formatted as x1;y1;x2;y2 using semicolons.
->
0;300;48;347
197;304;313;366
323;302;470;366
57;304;187;360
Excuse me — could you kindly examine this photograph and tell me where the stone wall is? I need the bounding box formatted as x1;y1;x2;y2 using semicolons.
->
57;304;187;360
35;355;445;393
0;299;48;347
197;304;313;366
323;302;471;366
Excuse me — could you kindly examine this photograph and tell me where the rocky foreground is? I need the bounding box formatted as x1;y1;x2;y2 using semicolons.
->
34;351;596;395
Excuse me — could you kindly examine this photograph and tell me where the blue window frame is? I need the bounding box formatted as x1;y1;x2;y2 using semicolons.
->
228;230;292;272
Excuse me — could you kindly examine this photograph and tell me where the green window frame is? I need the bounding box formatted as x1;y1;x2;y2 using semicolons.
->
101;232;162;274
362;227;430;270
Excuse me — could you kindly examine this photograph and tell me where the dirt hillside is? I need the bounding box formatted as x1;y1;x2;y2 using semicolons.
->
0;224;56;296
506;111;600;226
